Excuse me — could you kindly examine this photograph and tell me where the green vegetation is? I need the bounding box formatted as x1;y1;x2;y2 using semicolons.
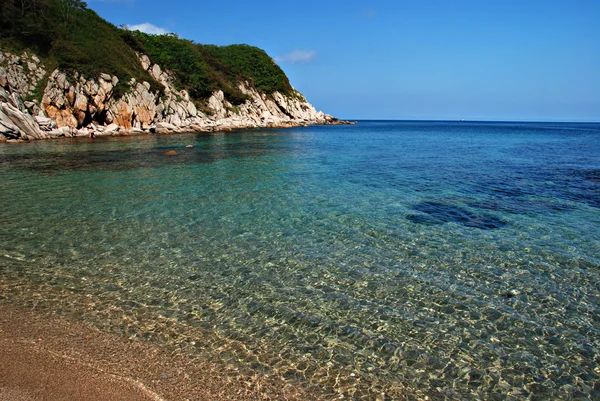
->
202;44;292;95
124;31;293;103
0;0;159;91
0;0;293;104
123;31;218;100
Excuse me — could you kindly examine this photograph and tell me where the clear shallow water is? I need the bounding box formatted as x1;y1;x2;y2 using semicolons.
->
1;121;599;400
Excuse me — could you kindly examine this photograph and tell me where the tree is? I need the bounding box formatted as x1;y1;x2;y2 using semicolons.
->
57;0;87;27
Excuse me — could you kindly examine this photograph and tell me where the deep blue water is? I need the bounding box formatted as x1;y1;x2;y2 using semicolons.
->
1;121;599;400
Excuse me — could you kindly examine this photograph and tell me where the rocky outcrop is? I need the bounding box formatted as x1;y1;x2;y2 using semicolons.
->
0;51;48;141
0;51;46;100
0;50;350;143
0;102;46;140
41;70;119;131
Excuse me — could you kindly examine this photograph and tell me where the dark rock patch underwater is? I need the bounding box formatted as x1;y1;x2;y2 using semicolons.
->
407;201;506;230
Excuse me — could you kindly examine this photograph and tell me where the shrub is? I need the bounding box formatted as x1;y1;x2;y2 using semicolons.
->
1;0;293;104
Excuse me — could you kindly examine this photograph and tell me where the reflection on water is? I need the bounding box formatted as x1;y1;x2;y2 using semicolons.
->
1;122;600;400
0;131;296;174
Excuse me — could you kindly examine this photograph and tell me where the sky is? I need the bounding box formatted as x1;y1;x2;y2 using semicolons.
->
88;0;600;122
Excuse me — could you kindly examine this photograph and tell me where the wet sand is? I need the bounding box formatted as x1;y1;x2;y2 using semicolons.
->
0;303;318;400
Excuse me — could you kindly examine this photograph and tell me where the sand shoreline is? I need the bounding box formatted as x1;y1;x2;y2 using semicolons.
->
0;302;319;400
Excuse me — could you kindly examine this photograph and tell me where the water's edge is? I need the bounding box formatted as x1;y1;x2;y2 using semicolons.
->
1;121;599;400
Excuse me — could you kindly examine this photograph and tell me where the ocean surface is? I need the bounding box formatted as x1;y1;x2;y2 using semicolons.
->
1;121;599;400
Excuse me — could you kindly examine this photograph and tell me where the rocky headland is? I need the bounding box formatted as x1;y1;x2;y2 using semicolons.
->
0;50;351;143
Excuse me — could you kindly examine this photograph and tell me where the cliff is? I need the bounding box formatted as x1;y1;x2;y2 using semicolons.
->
0;1;349;142
0;49;345;142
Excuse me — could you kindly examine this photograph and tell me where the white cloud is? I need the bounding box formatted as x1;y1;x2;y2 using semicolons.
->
275;50;317;64
124;22;169;35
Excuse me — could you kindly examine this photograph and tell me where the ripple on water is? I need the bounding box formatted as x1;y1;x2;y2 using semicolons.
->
1;121;600;400
407;201;507;230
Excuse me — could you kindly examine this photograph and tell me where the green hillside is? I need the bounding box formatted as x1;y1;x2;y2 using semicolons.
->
0;0;293;103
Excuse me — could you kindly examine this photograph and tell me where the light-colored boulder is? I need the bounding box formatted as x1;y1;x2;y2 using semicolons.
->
151;64;162;80
98;76;113;95
0;102;46;139
73;93;88;125
27;61;38;73
208;90;227;119
156;122;176;130
75;127;89;137
140;55;151;71
104;123;120;133
34;115;56;130
56;72;68;90
66;85;76;106
47;128;65;138
130;88;157;128
0;119;20;138
166;113;182;127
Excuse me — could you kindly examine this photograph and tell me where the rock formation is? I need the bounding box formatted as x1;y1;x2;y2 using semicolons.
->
0;50;350;143
0;51;49;141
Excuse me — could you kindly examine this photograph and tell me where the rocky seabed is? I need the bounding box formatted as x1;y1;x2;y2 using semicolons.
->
0;51;350;143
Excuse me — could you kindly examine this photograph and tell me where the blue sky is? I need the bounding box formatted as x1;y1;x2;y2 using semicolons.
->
89;0;599;121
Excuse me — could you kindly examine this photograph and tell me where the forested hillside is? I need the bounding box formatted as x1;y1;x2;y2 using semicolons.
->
0;0;292;103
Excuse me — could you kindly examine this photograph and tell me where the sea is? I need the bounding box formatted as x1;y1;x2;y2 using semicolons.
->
1;121;599;400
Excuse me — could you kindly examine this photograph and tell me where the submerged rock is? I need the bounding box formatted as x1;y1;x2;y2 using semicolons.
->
408;201;506;230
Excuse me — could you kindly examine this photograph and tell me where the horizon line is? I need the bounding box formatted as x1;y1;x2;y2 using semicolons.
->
339;118;600;124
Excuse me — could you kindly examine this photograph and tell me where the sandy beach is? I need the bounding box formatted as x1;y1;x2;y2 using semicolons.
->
0;303;318;401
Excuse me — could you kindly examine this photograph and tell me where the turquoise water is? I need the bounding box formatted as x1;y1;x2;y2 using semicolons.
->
1;121;599;400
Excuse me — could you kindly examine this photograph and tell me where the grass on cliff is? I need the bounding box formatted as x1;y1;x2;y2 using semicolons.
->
201;43;293;96
1;0;294;104
0;0;161;93
124;31;293;103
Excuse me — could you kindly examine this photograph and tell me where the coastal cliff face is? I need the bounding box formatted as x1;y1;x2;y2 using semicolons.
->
0;50;341;142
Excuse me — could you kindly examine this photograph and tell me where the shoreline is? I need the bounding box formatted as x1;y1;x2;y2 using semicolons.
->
2;49;356;145
0;267;415;401
0;118;356;144
0;302;320;400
